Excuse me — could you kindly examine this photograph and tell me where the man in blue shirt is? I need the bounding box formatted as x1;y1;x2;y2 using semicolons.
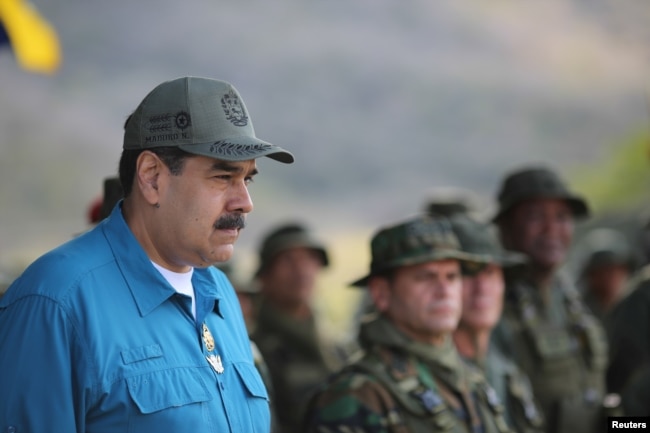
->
0;76;294;432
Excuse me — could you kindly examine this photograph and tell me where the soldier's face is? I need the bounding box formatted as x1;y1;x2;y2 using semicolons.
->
459;263;504;332
370;260;463;346
503;198;574;270
585;263;630;305
259;247;324;309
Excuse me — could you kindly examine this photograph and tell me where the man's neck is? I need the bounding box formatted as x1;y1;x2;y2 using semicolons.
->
452;326;490;362
267;299;312;320
529;264;557;293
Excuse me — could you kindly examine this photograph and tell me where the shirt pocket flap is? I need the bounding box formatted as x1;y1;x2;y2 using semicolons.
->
121;344;163;364
127;367;212;414
234;363;269;400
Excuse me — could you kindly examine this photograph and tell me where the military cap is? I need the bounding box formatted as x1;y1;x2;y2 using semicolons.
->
492;166;589;223
423;186;480;218
350;215;482;287
448;214;526;269
255;223;329;276
124;77;293;164
577;228;636;276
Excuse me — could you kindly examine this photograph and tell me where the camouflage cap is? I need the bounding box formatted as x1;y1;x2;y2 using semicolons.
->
448;214;526;269
124;76;294;164
350;215;483;287
492;166;589;223
255;223;329;276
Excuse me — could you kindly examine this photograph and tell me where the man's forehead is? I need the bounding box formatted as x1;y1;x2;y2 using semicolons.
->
401;259;461;272
514;197;573;214
198;156;258;172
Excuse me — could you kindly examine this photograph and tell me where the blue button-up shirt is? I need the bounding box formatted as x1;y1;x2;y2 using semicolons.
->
0;204;270;433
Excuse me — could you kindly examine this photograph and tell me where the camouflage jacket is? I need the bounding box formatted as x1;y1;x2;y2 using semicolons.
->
251;300;338;433
620;363;650;416
492;270;608;433
606;265;650;395
303;316;513;433
468;345;544;433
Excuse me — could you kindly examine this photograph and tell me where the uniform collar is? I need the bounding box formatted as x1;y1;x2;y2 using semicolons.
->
102;201;222;318
359;315;460;371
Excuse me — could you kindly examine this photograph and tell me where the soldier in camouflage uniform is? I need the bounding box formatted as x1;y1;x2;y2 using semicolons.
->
449;214;545;433
251;222;339;433
574;228;635;324
619;363;650;416
303;215;513;433
491;166;610;433
606;260;650;409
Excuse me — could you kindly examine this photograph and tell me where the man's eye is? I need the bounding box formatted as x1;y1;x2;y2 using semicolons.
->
245;177;255;185
447;273;460;282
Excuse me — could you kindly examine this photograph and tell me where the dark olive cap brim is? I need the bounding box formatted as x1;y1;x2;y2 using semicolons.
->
462;250;527;267
349;249;483;288
255;245;328;277
492;194;589;223
447;214;528;268
492;166;590;223
255;231;329;277
178;136;294;164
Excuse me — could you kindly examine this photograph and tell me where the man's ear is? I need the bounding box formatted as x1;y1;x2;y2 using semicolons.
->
135;151;163;206
368;276;391;313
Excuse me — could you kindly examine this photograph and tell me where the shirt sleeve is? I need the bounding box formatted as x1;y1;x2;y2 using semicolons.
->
0;294;89;432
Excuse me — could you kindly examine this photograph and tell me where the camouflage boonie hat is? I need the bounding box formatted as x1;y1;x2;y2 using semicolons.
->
448;214;526;270
350;215;482;287
124;76;294;164
492;166;589;223
256;223;329;276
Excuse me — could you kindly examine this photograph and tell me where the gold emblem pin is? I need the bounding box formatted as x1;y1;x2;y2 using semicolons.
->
202;323;216;352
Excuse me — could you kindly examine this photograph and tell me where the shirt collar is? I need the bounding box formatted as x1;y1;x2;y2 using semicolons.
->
102;201;223;317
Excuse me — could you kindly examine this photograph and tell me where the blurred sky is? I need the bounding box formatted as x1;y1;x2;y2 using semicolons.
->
2;0;650;284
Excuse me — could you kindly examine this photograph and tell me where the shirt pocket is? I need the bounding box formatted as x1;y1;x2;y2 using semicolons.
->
126;367;213;432
233;362;271;430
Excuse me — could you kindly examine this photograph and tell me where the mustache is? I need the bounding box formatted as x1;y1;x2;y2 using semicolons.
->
214;213;246;230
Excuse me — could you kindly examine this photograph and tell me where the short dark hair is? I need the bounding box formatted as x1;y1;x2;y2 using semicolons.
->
119;115;190;197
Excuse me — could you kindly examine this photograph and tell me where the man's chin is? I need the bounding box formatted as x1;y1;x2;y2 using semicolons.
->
201;245;235;267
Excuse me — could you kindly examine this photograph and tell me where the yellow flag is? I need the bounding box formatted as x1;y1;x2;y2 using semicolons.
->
0;0;61;74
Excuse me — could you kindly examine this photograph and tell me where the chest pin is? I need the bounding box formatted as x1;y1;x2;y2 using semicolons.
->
202;323;216;352
202;323;224;374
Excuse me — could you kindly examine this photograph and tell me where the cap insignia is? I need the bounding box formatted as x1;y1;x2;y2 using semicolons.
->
221;90;248;126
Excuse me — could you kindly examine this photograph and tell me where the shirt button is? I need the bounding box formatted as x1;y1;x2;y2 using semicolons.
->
6;426;17;433
220;382;225;390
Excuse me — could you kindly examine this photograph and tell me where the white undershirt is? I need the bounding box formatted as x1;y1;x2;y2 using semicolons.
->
152;262;196;319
